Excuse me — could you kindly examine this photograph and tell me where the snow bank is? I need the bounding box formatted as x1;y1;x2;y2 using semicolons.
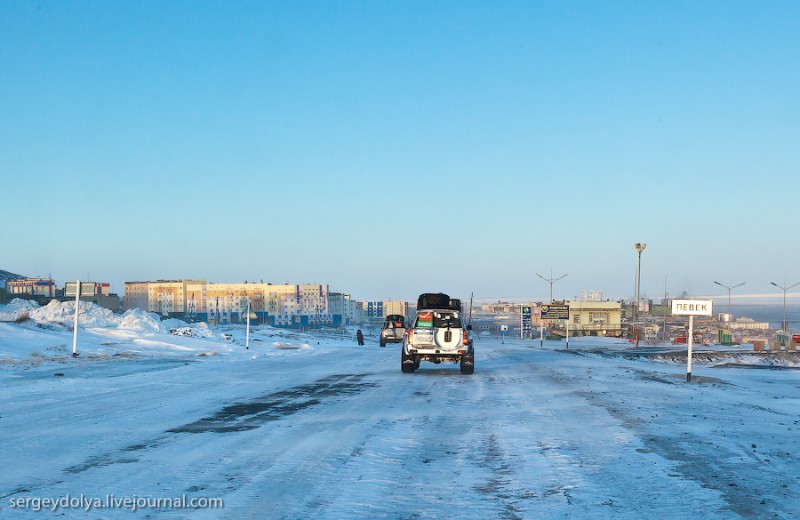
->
0;298;120;327
30;299;119;327
117;308;161;332
0;299;216;337
0;298;40;322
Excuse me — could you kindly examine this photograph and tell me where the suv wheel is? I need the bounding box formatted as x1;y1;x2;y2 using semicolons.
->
460;350;475;375
401;348;416;373
380;339;386;347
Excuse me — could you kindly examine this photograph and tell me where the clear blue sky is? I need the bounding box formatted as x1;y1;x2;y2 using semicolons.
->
2;1;799;302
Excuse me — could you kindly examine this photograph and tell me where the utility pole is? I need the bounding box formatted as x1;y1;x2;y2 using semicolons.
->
634;243;647;348
771;280;800;333
713;281;745;318
536;270;567;304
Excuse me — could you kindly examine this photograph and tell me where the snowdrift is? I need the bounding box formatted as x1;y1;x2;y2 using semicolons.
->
0;298;207;335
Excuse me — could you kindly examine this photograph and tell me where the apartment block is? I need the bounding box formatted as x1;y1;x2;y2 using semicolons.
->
123;280;206;317
123;280;350;328
362;301;409;323
123;282;149;312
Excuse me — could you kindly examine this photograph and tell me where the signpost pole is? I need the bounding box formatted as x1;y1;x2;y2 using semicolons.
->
540;322;544;348
246;301;251;350
687;315;693;382
566;316;569;350
671;299;712;382
72;280;80;358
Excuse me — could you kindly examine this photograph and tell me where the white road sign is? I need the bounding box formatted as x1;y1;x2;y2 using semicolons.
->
671;299;713;316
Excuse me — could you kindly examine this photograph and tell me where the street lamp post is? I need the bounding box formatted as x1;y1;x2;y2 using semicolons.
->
634;243;647;348
770;280;800;333
536;271;567;304
713;281;745;318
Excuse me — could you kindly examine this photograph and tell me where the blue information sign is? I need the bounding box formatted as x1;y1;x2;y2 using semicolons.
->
521;306;533;337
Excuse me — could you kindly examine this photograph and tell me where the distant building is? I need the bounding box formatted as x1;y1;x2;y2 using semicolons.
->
727;317;770;331
328;292;348;325
7;277;57;298
122;280;206;317
149;280;205;316
123;282;149;312
206;283;302;326
364;301;383;320
124;279;355;328
0;270;25;304
384;301;408;318
550;299;623;337
361;301;409;324
344;294;362;325
0;270;24;290
185;281;207;319
481;301;524;314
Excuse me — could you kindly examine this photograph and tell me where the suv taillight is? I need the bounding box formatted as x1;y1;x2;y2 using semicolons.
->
463;329;469;345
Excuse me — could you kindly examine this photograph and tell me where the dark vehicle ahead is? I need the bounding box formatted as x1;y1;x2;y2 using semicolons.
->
402;293;474;374
380;314;405;347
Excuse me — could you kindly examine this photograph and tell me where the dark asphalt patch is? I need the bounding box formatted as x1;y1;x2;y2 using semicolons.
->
168;373;376;434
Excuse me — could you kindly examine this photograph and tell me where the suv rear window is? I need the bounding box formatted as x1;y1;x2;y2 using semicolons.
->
433;312;462;328
415;311;462;328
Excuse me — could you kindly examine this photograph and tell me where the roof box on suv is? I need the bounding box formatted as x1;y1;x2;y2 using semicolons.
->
417;293;461;311
417;293;451;310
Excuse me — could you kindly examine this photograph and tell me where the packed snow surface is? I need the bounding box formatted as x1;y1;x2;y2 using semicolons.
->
1;302;800;518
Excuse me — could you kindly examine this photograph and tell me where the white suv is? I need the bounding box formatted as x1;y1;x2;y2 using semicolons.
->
379;314;406;347
402;293;474;375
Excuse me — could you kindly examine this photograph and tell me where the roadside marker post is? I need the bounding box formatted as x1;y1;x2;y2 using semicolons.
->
71;280;80;358
672;299;713;382
687;315;694;381
540;323;544;348
245;301;251;350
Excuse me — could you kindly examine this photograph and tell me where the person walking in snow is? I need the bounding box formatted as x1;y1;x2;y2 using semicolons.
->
356;329;364;346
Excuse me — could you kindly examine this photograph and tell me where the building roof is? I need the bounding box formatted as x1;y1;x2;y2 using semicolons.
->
0;270;25;281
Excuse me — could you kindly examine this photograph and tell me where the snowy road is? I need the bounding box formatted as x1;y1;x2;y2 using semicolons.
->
2;325;800;518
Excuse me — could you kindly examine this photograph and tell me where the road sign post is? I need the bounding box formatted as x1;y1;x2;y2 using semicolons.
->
245;301;251;350
672;299;713;382
540;304;570;348
540;322;544;348
72;280;80;358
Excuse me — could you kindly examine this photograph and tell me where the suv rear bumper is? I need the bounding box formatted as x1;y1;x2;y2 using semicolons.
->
404;344;471;363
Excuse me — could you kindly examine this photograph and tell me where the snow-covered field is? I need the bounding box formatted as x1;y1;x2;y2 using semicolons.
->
1;300;799;518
